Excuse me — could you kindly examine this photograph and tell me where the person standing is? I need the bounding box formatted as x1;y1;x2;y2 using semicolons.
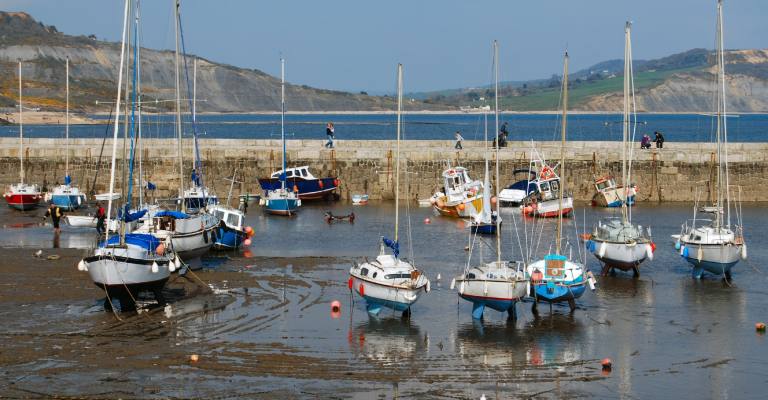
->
454;131;464;150
95;202;106;235
44;203;64;234
654;131;665;149
325;122;335;148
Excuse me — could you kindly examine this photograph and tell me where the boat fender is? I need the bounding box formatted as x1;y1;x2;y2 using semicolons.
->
425;280;431;293
450;278;456;290
151;261;159;274
403;293;418;302
259;198;266;206
741;244;747;260
675;241;681;250
697;246;703;262
598;242;607;258
483;280;488;295
682;246;689;258
348;277;353;290
318;180;324;189
586;271;597;291
646;244;654;261
77;260;87;272
203;229;208;243
297;199;302;207
459;280;465;294
359;283;365;296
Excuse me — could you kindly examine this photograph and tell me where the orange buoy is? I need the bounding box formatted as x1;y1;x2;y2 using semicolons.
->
491;196;497;205
244;226;253;234
334;179;340;187
424;217;431;224
757;322;767;332
359;283;365;296
347;277;353;290
155;243;165;255
523;206;534;215
458;203;465;211
244;238;252;247
532;270;543;282
319;180;324;189
650;242;657;253
293;185;299;192
243;249;253;258
601;358;612;370
331;300;341;319
189;354;199;363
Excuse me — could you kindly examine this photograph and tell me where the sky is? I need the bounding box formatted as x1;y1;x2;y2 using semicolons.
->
1;0;766;93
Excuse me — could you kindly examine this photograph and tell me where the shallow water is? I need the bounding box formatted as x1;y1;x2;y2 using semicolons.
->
0;201;767;398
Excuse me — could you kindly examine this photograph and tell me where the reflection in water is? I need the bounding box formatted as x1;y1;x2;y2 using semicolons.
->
350;317;426;369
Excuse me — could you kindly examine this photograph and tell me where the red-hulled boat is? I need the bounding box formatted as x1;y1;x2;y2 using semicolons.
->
4;183;42;210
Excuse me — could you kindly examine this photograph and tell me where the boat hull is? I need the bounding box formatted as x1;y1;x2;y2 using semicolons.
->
51;194;86;211
587;239;651;271
432;196;483;218
4;193;41;210
680;242;742;278
259;177;338;200
525;198;574;218
531;281;587;304
457;279;527;317
65;215;98;228
351;275;425;313
470;222;497;235
264;198;300;215
213;225;246;250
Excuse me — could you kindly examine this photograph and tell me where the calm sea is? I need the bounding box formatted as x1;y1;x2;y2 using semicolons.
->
3;113;767;142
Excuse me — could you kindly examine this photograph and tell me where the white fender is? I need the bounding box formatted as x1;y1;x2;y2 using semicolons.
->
450;278;456;290
425;280;431;293
526;281;531;297
151;261;159;274
646;244;654;260
483;280;488;295
174;256;182;269
77;260;86;271
436;273;441;281
741;243;747;260
598;241;607;258
680;245;685;256
459;280;465;294
697;246;703;262
403;293;418;302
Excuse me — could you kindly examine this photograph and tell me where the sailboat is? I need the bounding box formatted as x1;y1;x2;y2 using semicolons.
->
78;0;175;311
586;22;655;277
51;58;87;211
469;111;500;235
133;0;218;260
526;52;595;313
263;58;301;216
349;64;430;317
453;41;527;320
3;61;42;211
676;0;746;280
182;57;218;213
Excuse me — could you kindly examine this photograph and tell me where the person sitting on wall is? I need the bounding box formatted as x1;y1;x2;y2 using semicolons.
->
654;131;665;149
641;134;651;149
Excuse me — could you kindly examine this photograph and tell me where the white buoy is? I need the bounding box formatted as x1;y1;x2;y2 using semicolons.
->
741;244;747;260
646;244;654;260
598;242;607;258
175;256;181;269
450;278;456;290
436;273;441;281
151;261;159;273
77;260;86;271
426;280;431;293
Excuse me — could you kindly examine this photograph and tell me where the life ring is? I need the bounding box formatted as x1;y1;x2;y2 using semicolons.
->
540;167;555;180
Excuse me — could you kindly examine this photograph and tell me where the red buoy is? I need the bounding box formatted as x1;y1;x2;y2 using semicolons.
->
424;217;431;224
319;180;324;189
334;179;340;186
330;300;341;319
601;358;612;371
359;283;365;296
757;322;766;332
347;277;353;290
650;242;657;253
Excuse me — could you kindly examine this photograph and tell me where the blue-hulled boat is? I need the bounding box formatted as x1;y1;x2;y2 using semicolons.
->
259;166;338;201
208;205;247;249
263;58;300;217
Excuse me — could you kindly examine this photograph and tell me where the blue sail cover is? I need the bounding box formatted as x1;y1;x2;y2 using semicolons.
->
383;237;400;258
146;181;156;191
154;210;189;219
64;175;72;185
100;233;161;251
117;206;148;222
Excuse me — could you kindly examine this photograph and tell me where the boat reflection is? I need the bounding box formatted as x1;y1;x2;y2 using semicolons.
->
349;317;427;368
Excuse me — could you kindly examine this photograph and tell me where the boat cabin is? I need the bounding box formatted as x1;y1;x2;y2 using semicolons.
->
594;176;617;192
441;167;480;195
210;205;244;231
270;166;317;181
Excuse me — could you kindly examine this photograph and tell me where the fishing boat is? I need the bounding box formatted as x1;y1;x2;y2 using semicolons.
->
498;169;537;207
586;22;655;277
208;171;251;250
521;148;574;218
182;58;218;213
591;175;636;208
676;0;746;280
263;59;301;216
349;64;430;317
259;166;339;201
469;110;501;235
77;0;175;312
133;0;218;259
453;41;527;320
430;166;483;218
51;59;87;211
526;52;595;313
3;61;42;211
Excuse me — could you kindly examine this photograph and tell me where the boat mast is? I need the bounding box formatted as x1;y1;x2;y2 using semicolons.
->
65;57;70;183
192;56;198;180
716;0;731;229
556;52;569;256
136;0;143;207
18;61;23;185
395;63;403;243
173;0;185;212
104;0;131;241
621;22;630;224
280;57;286;192
493;40;501;263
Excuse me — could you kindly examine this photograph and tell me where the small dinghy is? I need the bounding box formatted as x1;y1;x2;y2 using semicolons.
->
66;215;97;228
324;211;355;223
352;194;369;205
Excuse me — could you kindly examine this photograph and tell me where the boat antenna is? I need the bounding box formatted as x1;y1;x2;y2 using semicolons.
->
65;57;70;184
621;22;630;224
18;60;23;185
281;57;286;192
556;51;569;256
493;40;501;264
395;63;403;243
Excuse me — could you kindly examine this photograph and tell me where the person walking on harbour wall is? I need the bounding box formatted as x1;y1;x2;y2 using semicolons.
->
325;122;335;148
454;130;464;150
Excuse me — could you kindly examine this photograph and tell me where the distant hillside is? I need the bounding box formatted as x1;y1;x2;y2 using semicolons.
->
0;11;447;113
418;48;768;112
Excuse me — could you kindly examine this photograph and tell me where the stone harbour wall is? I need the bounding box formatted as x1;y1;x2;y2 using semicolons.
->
1;138;767;203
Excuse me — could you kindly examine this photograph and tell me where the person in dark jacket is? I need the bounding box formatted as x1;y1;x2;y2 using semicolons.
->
95;203;106;234
654;131;665;149
44;203;64;234
325;122;335;148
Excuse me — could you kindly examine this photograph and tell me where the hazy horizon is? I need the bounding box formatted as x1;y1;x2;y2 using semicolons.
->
1;0;766;93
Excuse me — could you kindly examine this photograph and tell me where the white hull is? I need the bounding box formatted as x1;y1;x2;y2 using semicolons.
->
66;215;97;228
591;239;651;271
85;246;171;286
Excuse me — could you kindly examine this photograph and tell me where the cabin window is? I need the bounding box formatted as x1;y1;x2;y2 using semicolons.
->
287;170;293;177
540;182;550;192
597;181;608;190
215;211;226;221
227;213;240;227
301;169;308;177
467;273;476;279
551;181;560;192
372;272;378;278
361;267;369;276
384;273;411;279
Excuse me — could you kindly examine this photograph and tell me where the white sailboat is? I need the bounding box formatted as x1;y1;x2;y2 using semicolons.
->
133;0;218;260
263;58;301;216
676;0;746;280
3;61;42;211
51;58;87;211
78;0;175;312
526;52;594;313
453;41;527;320
468;110;500;235
586;22;655;277
349;64;430;317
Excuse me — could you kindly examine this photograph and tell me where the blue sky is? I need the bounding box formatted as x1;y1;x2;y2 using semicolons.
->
2;0;766;93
